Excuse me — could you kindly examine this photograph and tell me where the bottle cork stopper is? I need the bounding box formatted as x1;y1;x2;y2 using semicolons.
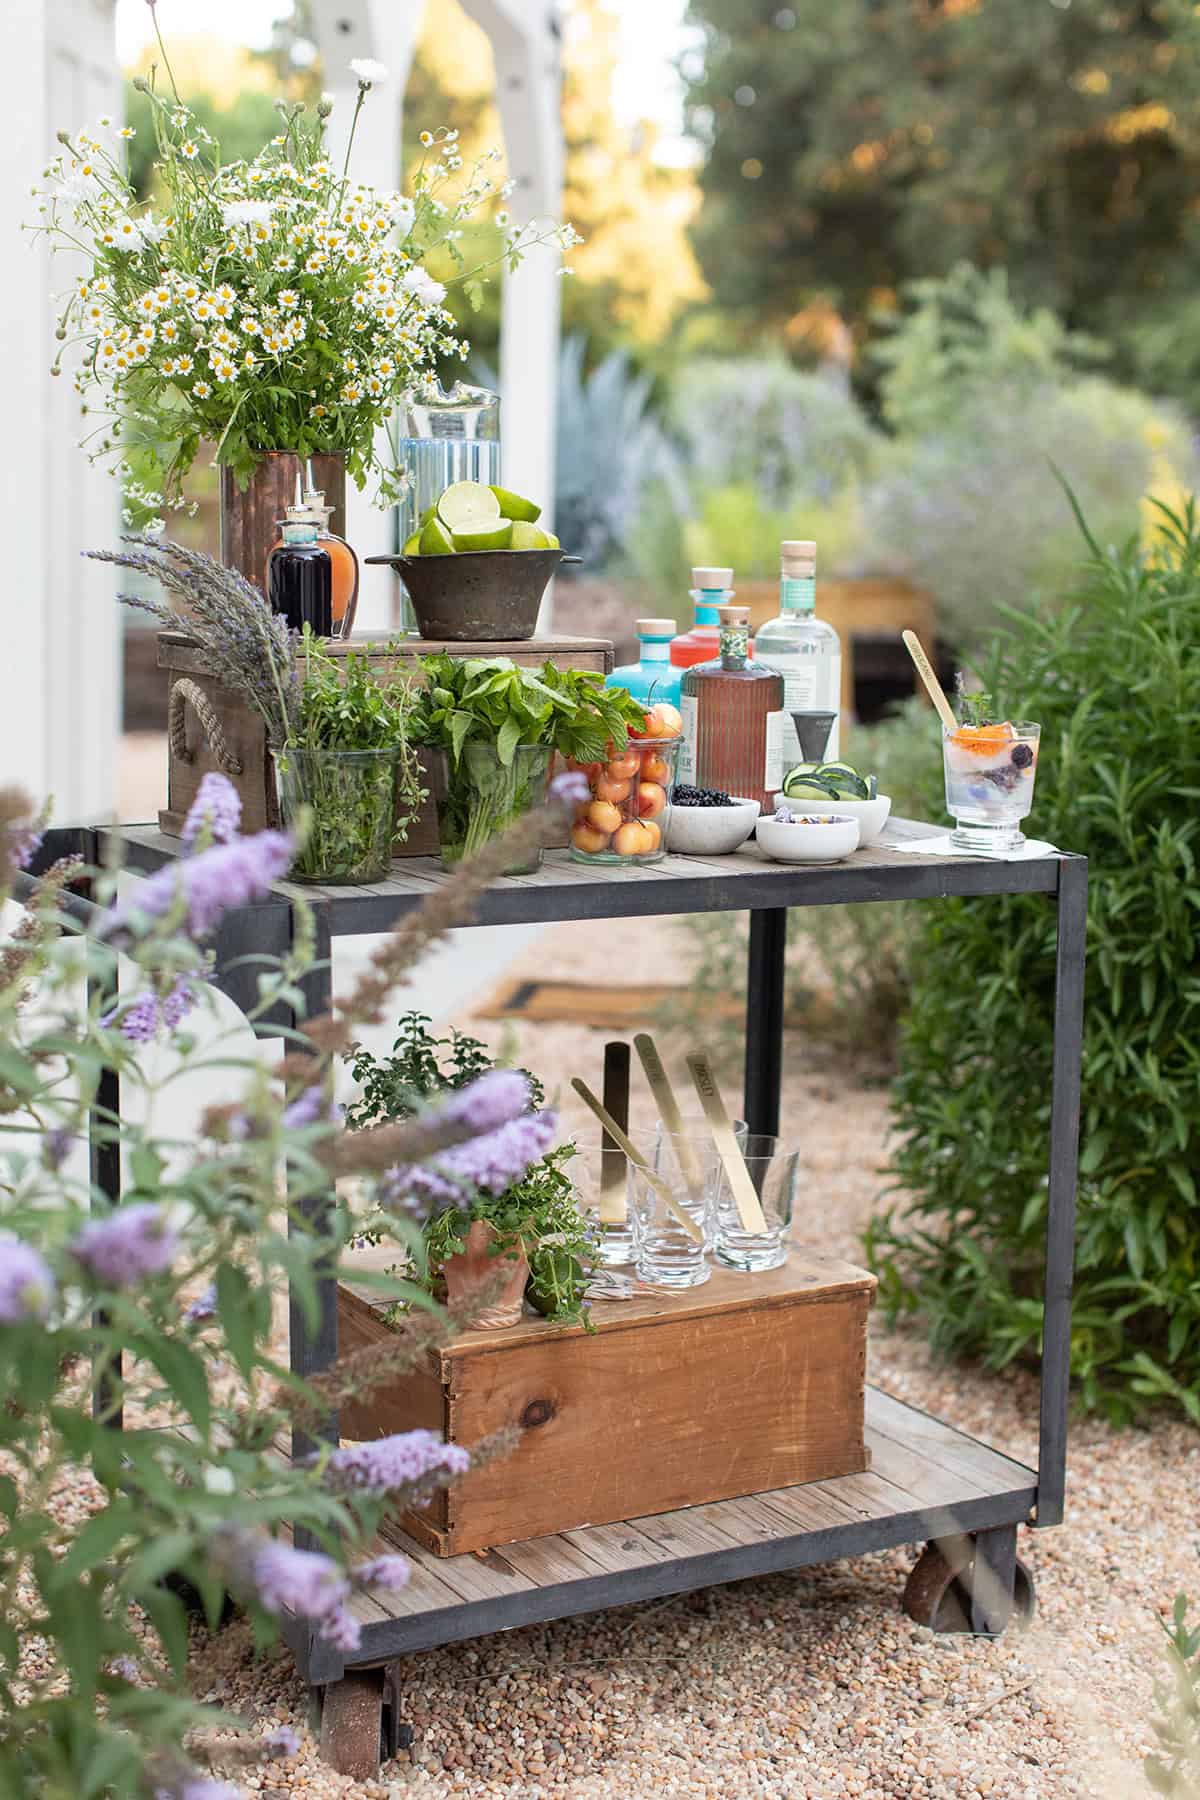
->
781;539;817;574
636;618;677;635
717;604;749;624
692;566;734;589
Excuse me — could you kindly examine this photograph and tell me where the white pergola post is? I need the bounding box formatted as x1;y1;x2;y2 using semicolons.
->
309;0;423;630
3;0;120;817
460;0;564;630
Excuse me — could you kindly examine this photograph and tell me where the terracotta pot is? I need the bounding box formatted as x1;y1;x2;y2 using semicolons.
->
441;1220;529;1329
219;450;347;598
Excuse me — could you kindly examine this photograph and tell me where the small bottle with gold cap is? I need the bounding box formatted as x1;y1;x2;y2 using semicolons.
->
678;600;785;811
300;463;359;637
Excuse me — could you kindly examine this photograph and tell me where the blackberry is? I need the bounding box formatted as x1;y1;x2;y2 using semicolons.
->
1011;743;1034;770
673;785;733;808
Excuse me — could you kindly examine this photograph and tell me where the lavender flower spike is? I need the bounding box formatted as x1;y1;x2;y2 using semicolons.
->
549;769;590;812
437;1069;530;1134
353;1554;411;1594
0;1233;56;1323
263;1726;301;1761
321;1428;470;1495
181;772;242;851
383;1108;559;1219
70;1203;178;1286
213;1529;361;1653
282;1084;341;1130
98;830;294;944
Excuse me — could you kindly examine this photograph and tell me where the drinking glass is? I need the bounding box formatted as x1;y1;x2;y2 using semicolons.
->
942;721;1041;855
569;1147;637;1267
631;1166;710;1288
652;1115;747;1245
713;1135;799;1272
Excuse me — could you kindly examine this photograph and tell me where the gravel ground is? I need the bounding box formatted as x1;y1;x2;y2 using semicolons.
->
174;915;1199;1795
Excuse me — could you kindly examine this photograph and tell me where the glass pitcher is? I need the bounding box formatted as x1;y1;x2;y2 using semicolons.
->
396;383;501;630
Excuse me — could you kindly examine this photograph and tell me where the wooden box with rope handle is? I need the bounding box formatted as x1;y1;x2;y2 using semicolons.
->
157;629;615;853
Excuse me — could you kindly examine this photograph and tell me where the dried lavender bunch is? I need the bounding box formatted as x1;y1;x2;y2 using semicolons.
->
84;536;299;746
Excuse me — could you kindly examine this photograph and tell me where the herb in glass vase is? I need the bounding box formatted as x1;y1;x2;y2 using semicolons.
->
276;633;425;883
410;654;647;869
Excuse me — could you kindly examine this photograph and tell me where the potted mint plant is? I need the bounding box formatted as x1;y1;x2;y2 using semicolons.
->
410;654;646;872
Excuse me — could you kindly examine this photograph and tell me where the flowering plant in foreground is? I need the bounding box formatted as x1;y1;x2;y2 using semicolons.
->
0;775;579;1799
29;18;576;519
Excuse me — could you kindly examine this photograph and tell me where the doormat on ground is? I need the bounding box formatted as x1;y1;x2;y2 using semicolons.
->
475;978;739;1030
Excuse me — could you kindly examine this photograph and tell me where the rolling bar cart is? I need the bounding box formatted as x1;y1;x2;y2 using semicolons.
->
25;816;1086;1779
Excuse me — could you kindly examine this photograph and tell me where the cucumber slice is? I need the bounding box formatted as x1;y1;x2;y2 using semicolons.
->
827;771;870;800
781;777;842;803
817;762;860;783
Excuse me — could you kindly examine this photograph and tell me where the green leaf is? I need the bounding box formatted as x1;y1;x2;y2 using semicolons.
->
217;1263;257;1382
134;1334;211;1438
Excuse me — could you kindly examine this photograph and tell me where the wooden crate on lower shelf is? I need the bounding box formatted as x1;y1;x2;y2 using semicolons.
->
338;1254;876;1557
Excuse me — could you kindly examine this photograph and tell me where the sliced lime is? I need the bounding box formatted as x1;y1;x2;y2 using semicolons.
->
509;520;553;550
418;514;455;556
452;520;514;552
436;480;501;534
490;484;541;523
402;530;422;555
544;530;560;548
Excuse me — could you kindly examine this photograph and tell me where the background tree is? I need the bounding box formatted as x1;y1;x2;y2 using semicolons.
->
682;0;1200;397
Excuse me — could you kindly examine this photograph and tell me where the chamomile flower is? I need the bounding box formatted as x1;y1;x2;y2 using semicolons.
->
277;289;299;309
210;355;237;383
180;141;199;160
178;279;201;305
175;354;194;374
340;380;364;402
310;402;329;419
160;320;180;343
241;349;257;372
366;374;384;397
241;315;261;335
192;378;212;398
119;125;136;140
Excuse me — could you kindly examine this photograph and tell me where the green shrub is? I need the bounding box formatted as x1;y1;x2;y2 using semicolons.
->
1147;1588;1200;1797
867;500;1200;1422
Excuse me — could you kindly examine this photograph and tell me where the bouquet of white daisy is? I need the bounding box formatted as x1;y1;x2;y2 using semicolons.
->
31;37;573;525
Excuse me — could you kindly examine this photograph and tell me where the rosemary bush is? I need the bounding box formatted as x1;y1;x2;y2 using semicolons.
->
0;772;581;1798
867;500;1200;1421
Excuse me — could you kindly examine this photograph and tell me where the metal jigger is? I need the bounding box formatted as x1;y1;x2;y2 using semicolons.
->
791;711;838;762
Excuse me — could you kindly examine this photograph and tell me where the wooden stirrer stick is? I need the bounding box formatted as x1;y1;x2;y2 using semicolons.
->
633;1032;705;1202
902;629;958;735
685;1053;768;1233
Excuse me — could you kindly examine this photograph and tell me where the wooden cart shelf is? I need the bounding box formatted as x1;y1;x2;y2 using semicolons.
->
338;1387;1037;1665
29;812;1085;1777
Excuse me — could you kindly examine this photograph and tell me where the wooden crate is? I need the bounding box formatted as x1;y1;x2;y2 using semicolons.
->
156;629;614;850
338;1255;876;1557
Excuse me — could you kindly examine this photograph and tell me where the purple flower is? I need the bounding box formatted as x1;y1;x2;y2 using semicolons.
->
263;1726;301;1761
43;1128;73;1171
98;831;294;944
282;1084;341;1130
183;1283;217;1325
437;1069;530;1135
14;827;43;871
102;975;199;1043
384;1108;559;1219
70;1203;178;1286
319;1603;362;1652
108;1655;140;1682
549;770;590;811
181;773;242;851
353;1554;411;1593
0;1234;55;1323
321;1429;469;1496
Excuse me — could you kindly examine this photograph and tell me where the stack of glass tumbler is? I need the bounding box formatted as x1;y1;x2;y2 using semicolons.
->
576;1121;799;1288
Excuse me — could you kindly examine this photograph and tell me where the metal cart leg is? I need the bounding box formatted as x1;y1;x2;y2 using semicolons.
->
1036;856;1088;1527
319;1666;386;1779
85;832;124;1430
743;907;787;1136
290;907;338;1487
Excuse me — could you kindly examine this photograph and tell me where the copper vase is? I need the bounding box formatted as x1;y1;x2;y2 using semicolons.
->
442;1220;530;1329
219;450;347;599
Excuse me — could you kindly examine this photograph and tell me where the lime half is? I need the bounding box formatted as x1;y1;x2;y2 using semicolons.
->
437;480;501;534
452;520;514;552
418;514;455;556
402;530;422;555
509;520;554;550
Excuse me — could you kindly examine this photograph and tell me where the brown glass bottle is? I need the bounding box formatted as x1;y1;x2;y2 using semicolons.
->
678;604;785;810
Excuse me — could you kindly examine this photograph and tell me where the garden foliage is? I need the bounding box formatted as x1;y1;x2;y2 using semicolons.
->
868;500;1200;1421
1147;1587;1200;1797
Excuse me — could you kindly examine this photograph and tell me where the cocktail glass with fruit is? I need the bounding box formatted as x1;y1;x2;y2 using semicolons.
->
942;721;1041;853
569;701;683;865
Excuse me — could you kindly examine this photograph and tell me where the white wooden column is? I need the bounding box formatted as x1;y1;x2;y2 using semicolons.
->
310;0;423;630
2;0;120;818
460;0;564;629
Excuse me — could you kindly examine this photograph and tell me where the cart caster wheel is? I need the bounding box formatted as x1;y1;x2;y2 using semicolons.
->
319;1668;385;1779
903;1534;1035;1636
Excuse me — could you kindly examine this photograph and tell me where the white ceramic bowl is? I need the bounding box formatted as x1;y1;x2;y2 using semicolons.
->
756;813;861;864
666;796;760;855
771;791;892;847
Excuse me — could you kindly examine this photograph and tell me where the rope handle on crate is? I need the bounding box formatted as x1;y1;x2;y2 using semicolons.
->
167;678;244;776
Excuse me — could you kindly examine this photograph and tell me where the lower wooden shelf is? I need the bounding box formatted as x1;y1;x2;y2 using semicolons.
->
289;1386;1036;1676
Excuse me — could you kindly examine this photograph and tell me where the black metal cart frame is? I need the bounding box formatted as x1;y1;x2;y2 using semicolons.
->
22;820;1086;1766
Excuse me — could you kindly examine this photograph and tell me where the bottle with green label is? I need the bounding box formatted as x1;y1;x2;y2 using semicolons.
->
752;540;841;767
